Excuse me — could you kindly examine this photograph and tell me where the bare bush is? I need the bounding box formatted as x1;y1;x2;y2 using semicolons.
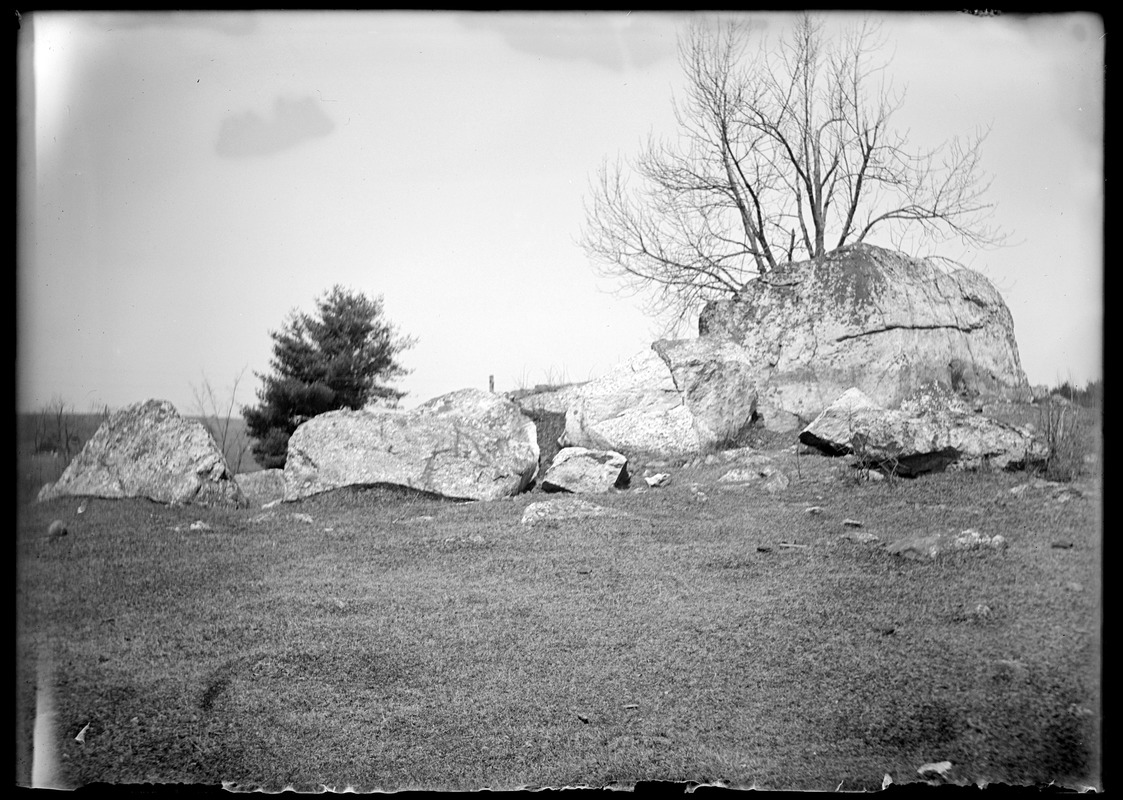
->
1035;397;1089;483
191;369;252;474
34;396;80;459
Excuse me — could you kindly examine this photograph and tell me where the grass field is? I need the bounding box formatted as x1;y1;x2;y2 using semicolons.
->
16;401;1102;791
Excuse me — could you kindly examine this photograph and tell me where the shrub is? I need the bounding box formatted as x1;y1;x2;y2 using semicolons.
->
1034;397;1090;482
1057;378;1103;408
243;286;415;469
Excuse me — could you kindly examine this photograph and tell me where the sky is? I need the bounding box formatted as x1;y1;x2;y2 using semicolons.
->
17;10;1104;416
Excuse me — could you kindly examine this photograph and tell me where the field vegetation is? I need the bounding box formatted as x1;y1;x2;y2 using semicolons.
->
15;382;1101;791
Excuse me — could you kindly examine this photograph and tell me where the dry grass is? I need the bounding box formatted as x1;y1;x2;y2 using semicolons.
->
17;431;1101;790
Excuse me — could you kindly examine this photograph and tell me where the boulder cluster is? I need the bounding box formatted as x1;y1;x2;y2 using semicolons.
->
37;245;1044;509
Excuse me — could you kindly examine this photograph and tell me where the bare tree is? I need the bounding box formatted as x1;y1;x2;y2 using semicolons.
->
34;396;79;459
191;368;251;474
581;14;1005;326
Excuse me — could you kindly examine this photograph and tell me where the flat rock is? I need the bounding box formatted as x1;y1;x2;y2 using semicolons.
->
886;535;943;560
800;388;1044;476
541;447;629;493
887;530;1008;560
520;498;627;526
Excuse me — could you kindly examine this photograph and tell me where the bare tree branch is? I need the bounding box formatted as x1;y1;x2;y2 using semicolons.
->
580;13;1007;328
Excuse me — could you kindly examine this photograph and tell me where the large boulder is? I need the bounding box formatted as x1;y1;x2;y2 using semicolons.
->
561;340;758;458
799;388;1045;476
651;338;759;446
283;388;539;501
37;399;247;507
698;243;1031;430
541;447;629;493
561;349;699;456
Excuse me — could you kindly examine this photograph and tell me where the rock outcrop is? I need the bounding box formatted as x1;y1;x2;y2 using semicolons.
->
283;388;539;501
541;447;629;493
37;399;247;507
799;388;1045;476
651;338;759;445
698;243;1031;430
562;349;699;456
561;340;758;458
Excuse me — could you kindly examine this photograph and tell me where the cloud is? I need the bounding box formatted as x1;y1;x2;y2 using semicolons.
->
215;95;335;158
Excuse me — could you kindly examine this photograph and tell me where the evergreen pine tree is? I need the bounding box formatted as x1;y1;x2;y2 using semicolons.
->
243;286;415;468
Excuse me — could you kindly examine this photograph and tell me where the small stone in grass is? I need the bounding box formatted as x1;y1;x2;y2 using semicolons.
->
842;518;863;528
887;535;941;560
952;529;1007;551
805;506;823;515
842;530;880;544
48;520;68;540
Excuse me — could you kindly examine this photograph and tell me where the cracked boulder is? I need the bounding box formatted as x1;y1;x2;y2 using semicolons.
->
283;388;539;502
799;388;1046;476
560;341;758;458
37;399;248;507
698;243;1031;430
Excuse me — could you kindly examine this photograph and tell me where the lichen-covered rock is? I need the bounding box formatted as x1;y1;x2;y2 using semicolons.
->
561;340;758;458
283;388;539;501
562;349;700;457
651;338;758;445
541;447;629;493
800;388;1045;476
698;243;1031;430
37;399;247;507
